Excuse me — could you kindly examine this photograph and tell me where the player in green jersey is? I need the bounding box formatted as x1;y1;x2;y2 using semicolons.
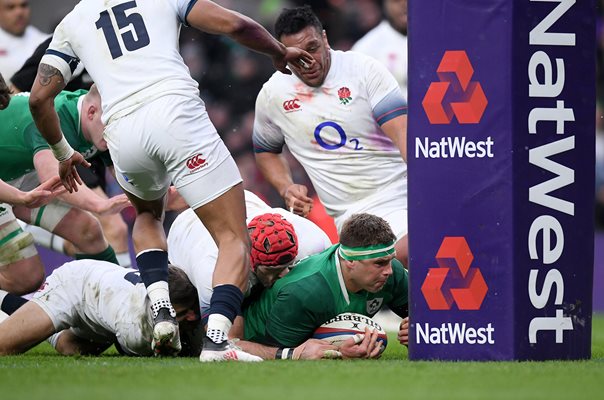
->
234;213;409;360
0;86;128;317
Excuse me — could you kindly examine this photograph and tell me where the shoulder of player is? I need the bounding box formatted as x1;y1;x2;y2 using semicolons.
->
333;50;381;75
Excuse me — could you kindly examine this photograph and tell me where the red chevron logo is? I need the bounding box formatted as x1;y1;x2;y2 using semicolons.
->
421;237;488;310
422;51;488;124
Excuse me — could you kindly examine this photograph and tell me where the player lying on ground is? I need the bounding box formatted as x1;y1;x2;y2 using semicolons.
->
168;190;332;315
0;260;198;356
231;213;410;360
174;212;410;360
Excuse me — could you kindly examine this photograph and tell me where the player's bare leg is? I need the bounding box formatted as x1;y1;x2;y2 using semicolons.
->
92;187;131;267
194;184;261;362
0;301;55;355
125;192;180;356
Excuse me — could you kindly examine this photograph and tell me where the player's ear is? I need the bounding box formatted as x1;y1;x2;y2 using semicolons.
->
322;30;330;49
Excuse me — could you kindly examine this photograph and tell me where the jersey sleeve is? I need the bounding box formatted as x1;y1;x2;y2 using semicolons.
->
24;123;50;155
173;0;198;25
252;87;285;154
363;57;408;126
265;278;334;347
387;260;409;310
40;19;80;83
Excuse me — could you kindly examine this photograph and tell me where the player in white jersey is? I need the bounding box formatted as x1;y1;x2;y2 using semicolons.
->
253;6;409;267
168;190;332;316
352;0;408;97
0;260;199;356
28;0;313;361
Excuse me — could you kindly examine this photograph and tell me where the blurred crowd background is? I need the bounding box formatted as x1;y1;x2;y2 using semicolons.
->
9;0;604;231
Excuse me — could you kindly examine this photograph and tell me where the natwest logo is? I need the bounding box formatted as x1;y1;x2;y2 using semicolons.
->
422;50;487;124
421;236;488;310
186;154;207;173
282;98;301;112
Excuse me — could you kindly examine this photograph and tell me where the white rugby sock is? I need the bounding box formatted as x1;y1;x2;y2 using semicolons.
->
206;314;232;344
116;252;132;268
147;281;170;305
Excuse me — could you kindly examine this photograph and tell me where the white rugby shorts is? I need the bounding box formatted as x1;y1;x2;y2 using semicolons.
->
105;94;241;208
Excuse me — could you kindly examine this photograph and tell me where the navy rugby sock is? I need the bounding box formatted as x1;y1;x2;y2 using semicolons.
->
136;249;169;288
0;291;28;314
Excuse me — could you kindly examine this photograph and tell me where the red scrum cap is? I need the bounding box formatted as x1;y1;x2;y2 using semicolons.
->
248;213;298;270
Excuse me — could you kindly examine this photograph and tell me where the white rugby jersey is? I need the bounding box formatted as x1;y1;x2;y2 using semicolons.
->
35;260;152;356
0;26;48;84
167;190;332;312
40;0;199;124
352;21;408;96
253;50;407;219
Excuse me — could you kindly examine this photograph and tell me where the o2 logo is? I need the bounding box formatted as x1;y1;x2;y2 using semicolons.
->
314;121;363;151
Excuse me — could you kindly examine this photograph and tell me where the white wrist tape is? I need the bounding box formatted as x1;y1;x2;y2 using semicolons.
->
49;136;75;162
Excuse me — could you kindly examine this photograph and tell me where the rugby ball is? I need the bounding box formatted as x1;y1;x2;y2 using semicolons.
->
312;313;387;354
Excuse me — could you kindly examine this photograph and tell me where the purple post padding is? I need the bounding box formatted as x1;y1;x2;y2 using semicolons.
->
408;0;595;360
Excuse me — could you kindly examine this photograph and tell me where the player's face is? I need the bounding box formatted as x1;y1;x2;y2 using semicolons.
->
255;263;292;288
174;303;198;323
385;0;407;35
0;0;30;36
280;26;331;88
349;254;394;293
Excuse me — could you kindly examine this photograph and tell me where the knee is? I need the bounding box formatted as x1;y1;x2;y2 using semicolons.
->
100;215;128;243
68;212;106;245
0;260;45;294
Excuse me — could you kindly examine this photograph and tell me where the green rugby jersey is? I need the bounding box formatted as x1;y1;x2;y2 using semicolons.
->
0;90;109;182
243;244;408;347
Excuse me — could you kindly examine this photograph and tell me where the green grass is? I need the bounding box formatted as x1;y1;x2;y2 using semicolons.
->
2;316;603;400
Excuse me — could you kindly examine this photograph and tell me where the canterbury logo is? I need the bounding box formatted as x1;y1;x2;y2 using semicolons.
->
186;154;207;171
422;50;487;124
421;236;488;310
283;98;301;112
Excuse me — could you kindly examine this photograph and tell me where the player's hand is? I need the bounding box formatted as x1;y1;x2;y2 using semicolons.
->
166;186;188;212
59;152;91;193
273;47;314;75
283;184;313;217
398;317;409;346
292;339;341;360
94;194;131;216
338;327;382;359
20;176;67;208
0;73;11;110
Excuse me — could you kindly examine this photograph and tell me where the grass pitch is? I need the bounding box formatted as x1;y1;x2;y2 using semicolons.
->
1;316;603;400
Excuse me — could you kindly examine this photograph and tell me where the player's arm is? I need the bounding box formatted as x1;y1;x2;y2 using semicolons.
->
255;152;313;217
33;150;130;215
29;63;90;193
236;338;341;360
229;316;340;360
185;0;313;75
381;114;407;162
0;176;66;208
